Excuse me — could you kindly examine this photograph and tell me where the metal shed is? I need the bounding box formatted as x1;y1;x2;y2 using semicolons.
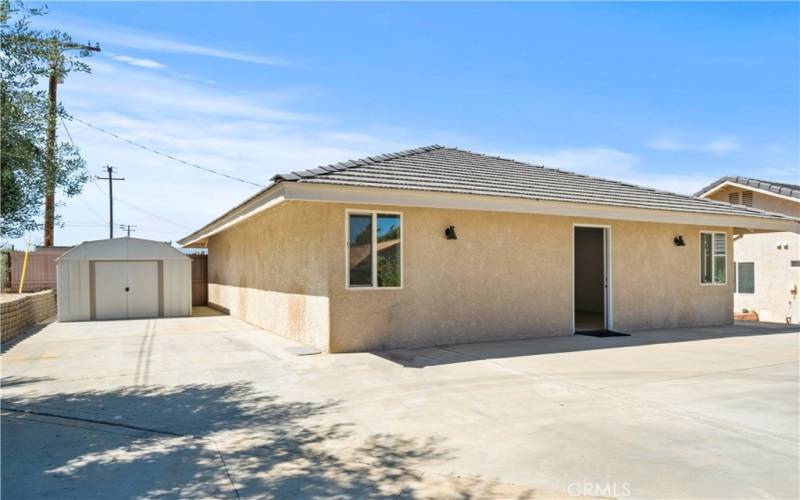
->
56;237;192;321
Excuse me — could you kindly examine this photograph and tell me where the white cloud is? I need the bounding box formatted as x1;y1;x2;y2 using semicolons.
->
506;147;716;195
646;136;741;154
510;148;639;177
106;53;166;69
16;58;422;248
35;15;289;66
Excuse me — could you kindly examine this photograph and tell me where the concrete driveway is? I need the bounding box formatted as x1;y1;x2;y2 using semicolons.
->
2;309;798;499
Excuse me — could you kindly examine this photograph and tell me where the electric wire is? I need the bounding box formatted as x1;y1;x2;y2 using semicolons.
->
69;116;264;187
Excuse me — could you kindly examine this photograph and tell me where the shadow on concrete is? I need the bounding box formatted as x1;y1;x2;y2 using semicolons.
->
0;376;54;388
1;319;53;354
375;322;800;368
1;381;495;499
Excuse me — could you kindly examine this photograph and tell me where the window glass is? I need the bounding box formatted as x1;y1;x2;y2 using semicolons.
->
376;214;401;287
701;233;713;283
714;255;726;284
736;262;755;294
348;214;372;286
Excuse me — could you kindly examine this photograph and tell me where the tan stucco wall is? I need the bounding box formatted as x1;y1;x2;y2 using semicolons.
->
326;204;733;351
609;221;732;331
206;202;335;350
207;201;734;352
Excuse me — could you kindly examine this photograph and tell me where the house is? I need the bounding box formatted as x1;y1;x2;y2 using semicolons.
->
696;176;800;324
179;146;799;352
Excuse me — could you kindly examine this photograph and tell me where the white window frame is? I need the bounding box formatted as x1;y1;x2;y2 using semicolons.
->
699;231;727;286
345;209;403;290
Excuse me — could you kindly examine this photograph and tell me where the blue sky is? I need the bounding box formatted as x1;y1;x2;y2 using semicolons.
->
14;1;799;248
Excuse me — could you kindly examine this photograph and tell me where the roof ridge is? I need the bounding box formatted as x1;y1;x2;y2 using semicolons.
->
440;147;720;203
272;145;445;182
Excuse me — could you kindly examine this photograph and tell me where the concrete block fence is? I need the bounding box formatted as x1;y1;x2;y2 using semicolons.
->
1;290;56;343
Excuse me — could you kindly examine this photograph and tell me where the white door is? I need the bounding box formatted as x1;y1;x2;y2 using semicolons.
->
95;262;128;320
126;261;159;319
94;261;160;320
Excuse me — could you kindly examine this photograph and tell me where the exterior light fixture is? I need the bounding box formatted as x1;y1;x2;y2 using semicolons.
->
673;235;686;246
445;226;458;240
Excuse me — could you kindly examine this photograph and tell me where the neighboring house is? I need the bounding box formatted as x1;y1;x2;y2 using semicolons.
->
179;146;799;352
696;176;800;324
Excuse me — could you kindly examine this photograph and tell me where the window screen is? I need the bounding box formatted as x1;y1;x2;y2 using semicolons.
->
735;262;755;294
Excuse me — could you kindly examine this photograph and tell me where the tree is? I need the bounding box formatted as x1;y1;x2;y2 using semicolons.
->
0;0;94;241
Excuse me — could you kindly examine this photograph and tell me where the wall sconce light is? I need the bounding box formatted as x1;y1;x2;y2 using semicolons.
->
445;226;458;240
673;235;686;246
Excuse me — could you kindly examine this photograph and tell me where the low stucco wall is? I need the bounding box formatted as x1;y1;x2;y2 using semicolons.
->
1;290;56;343
207;200;734;353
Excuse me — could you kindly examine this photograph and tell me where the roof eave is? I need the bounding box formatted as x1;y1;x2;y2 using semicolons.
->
178;183;288;247
697;179;800;203
180;180;799;248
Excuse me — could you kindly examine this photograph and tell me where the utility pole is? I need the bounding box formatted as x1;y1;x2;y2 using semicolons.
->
119;224;137;237
96;166;125;239
43;39;101;247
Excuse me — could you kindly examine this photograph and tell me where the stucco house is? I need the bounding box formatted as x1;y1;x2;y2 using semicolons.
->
179;146;799;352
696;176;800;324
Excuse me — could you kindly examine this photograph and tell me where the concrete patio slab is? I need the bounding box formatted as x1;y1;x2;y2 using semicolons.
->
2;315;798;499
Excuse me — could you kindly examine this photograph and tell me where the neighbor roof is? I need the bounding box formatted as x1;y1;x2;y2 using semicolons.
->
180;146;797;245
272;146;790;219
694;175;800;200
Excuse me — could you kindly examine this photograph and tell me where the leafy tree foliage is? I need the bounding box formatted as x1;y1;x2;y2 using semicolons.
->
1;0;93;240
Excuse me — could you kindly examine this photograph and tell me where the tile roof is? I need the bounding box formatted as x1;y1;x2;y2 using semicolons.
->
695;176;800;200
272;145;793;220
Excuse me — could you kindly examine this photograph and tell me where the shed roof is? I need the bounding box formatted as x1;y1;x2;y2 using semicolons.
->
58;237;190;262
694;175;800;200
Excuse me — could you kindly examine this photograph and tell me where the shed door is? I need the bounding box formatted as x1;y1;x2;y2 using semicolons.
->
126;261;159;319
95;262;128;320
94;261;160;320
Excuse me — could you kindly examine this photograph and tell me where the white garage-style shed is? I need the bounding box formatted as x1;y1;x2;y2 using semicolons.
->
57;238;192;321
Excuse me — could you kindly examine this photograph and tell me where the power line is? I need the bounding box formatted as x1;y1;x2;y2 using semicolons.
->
90;180;191;231
60;119;192;233
60;118;108;225
69;116;264;188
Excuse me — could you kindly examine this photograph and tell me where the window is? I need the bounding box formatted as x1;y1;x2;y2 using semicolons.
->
728;192;740;205
347;211;402;288
734;262;755;294
700;232;727;284
742;190;753;207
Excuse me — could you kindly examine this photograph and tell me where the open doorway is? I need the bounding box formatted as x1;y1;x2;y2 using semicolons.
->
574;226;609;332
